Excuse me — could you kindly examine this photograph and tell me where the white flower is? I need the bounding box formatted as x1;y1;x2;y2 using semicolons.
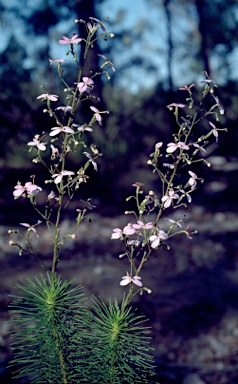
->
188;171;198;190
120;273;142;287
37;93;58;102
90;106;102;125
127;239;141;247
74;124;93;132
163;163;175;169
20;223;39;238
180;189;192;203
55;106;72;112
209;121;219;142
83;152;97;171
149;230;168;249
48;191;56;201
166;141;189;153
27;138;47;151
111;228;122;239
49;126;74;136
52;170;75;184
193;144;207;156
50;144;59;158
164;218;182;228
161;190;179;208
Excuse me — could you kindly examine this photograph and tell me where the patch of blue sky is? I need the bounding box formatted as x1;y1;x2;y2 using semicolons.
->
99;0;169;91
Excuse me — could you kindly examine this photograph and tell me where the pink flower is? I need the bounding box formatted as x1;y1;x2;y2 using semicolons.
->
13;184;26;198
27;138;47;151
111;228;122;239
75;124;93;132
90;106;102;125
167;103;185;109
48;191;56;201
164;218;182;228
179;84;195;91
208;121;219;142
132;220;153;230
98;54;116;71
193;143;207;156
37;93;58;102
111;224;136;239
123;224;136;235
13;182;42;198
180;189;192;203
188;171;198;190
76;77;94;93
166;141;189;153
55;106;72;113
49;126;74;136
59;34;82;45
163;163;175;169
52;170;75;184
127;240;141;247
161;190;179;208
50;145;59;158
149;230;168;249
89;17;107;32
83;151;97;171
49;58;66;65
20;223;39;238
155;142;163;150
211;94;225;115
120;273;142;287
200;79;212;84
185;224;193;239
25;182;42;196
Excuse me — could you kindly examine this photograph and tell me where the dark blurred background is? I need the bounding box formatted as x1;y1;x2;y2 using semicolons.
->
1;1;238;383
0;0;237;223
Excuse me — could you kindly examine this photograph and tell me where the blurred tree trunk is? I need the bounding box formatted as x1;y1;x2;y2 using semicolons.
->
74;0;105;105
195;0;211;75
163;0;173;90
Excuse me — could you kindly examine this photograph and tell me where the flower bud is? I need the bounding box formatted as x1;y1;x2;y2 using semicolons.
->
8;229;19;234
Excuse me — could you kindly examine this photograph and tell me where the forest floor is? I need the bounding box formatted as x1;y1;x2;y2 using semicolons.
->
1;206;238;383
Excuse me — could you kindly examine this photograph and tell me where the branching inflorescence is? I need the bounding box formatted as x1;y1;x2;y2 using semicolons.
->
8;15;226;384
111;72;226;310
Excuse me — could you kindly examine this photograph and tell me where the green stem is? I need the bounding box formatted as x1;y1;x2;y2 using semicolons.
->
54;327;68;384
49;278;68;384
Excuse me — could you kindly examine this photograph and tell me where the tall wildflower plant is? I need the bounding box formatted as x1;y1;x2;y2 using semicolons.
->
8;16;226;384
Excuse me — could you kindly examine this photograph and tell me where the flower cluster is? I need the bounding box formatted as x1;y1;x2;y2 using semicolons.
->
112;218;171;247
8;18;228;384
112;75;226;301
10;18;226;328
111;220;153;240
10;17;116;276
